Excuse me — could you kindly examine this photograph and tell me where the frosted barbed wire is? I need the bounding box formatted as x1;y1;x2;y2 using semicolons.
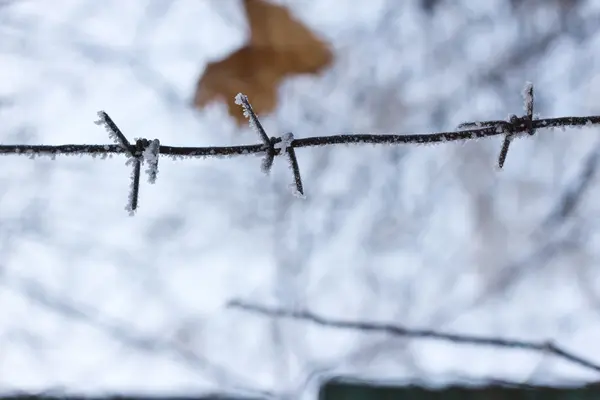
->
143;139;160;184
126;157;141;216
275;132;294;150
94;111;132;155
261;150;275;174
523;81;534;118
235;92;277;175
1;83;599;215
235;93;270;147
278;132;304;198
232;98;304;193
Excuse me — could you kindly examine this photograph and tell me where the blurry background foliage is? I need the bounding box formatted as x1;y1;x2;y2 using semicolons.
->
1;0;600;398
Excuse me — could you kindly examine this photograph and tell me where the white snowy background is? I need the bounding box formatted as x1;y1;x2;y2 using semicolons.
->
1;0;600;398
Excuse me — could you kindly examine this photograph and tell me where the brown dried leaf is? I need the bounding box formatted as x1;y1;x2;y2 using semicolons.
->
193;0;333;126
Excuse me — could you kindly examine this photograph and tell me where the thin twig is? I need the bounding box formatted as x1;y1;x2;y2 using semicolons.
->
0;274;274;398
228;300;600;375
2;84;600;214
541;141;600;230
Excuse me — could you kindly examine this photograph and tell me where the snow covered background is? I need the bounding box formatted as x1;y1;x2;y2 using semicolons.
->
1;0;600;398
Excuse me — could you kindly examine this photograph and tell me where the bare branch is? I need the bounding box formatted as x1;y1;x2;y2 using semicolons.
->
228;300;600;375
1;274;274;398
541;142;600;230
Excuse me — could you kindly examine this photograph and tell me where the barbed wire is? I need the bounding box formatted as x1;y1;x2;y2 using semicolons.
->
1;82;599;215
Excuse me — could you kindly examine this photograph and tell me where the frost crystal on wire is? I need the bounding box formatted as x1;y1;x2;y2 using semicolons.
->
275;132;294;150
6;81;600;216
93;111;108;126
234;93;270;146
235;93;277;175
522;81;534;114
289;184;306;199
521;82;536;136
261;149;275;175
94;111;132;154
278;133;304;198
126;158;142;216
143;139;160;184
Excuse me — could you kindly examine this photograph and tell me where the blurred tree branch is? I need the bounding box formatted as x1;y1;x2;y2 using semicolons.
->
0;272;274;398
228;299;600;375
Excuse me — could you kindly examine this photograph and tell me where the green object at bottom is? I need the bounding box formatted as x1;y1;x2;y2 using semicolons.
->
319;381;600;400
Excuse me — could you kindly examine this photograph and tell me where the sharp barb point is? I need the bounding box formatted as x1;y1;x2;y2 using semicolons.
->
286;146;304;198
498;136;512;169
95;111;132;154
144;139;160;184
261;150;275;175
235;93;270;146
127;157;142;215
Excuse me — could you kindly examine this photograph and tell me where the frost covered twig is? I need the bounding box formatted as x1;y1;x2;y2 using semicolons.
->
228;300;600;375
2;273;274;398
1;83;600;214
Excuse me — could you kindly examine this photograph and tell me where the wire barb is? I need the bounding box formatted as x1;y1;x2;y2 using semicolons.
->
143;138;160;184
235;93;278;176
1;83;599;215
124;139;148;215
459;83;539;169
495;115;516;169
277;132;304;197
261;137;277;175
235;93;270;147
94;111;133;155
498;134;513;169
127;157;142;216
234;95;304;194
523;81;535;135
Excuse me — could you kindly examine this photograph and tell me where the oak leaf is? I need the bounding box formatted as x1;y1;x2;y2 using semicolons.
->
193;0;333;126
